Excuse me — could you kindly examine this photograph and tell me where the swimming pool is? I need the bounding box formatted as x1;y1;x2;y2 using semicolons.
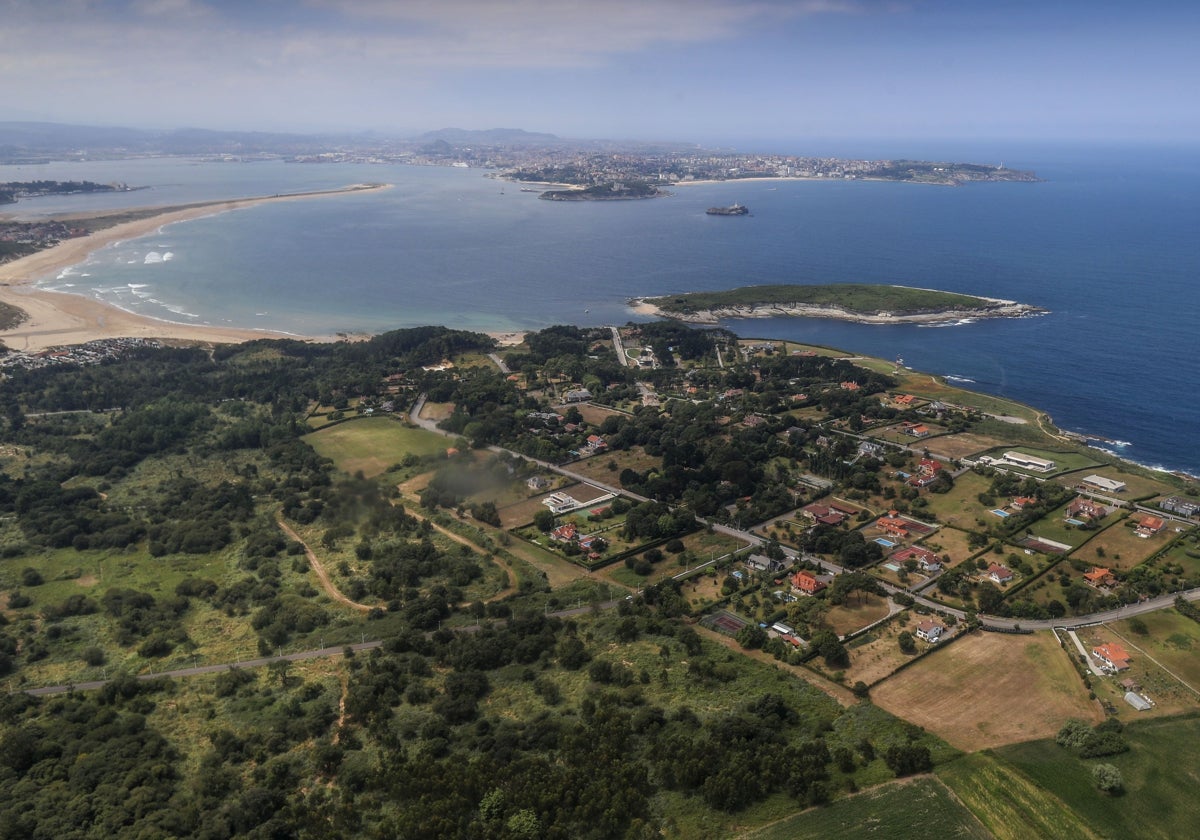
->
991;509;1010;518
1066;518;1087;526
875;538;897;548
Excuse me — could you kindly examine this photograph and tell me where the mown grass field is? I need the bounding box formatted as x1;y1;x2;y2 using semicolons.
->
926;432;1015;461
739;776;992;840
304;417;448;477
1069;516;1177;571
994;715;1200;840
936;752;1100;840
918;471;999;530
871;630;1100;751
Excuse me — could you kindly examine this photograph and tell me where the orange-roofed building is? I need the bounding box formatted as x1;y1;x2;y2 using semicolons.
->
1083;567;1116;587
1135;514;1166;537
791;570;827;596
1092;643;1131;672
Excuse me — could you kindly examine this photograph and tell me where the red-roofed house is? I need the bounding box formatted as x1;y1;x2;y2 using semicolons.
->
550;523;578;543
840;381;861;391
1135;514;1166;537
1066;497;1108;521
791;570;827;596
1011;496;1038;510
988;564;1014;584
1084;567;1116;588
890;545;942;573
877;518;910;538
1092;643;1131;672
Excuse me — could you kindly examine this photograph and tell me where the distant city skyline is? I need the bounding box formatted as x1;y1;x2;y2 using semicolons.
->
4;0;1198;148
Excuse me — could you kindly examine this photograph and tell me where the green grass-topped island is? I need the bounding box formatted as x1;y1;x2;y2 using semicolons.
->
631;283;1047;324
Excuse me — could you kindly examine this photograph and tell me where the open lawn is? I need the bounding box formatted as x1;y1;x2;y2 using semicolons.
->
871;630;1100;751
740;776;991;840
918;472;999;530
927;432;1016;461
823;593;892;637
496;486;574;529
936;752;1099;840
305;417;448;478
574;403;627;426
1068;516;1175;571
916;528;979;568
995;715;1200;840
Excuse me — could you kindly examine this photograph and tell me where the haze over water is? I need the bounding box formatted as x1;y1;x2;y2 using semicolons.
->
6;147;1199;476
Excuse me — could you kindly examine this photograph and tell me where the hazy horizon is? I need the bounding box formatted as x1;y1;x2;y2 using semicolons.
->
3;1;1198;147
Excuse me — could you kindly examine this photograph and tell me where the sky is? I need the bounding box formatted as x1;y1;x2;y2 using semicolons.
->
2;0;1198;148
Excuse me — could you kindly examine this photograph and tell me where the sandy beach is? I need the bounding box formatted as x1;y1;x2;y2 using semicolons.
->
0;184;389;352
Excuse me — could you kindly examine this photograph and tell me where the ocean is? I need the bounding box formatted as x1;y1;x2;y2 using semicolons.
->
3;145;1199;475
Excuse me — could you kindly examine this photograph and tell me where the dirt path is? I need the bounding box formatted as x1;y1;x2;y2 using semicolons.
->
277;518;373;612
396;500;518;601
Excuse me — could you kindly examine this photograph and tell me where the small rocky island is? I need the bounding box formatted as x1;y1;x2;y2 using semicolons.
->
631;283;1047;324
539;181;665;201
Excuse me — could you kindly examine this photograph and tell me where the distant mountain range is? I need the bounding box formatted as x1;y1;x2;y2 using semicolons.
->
0;121;700;163
0;121;574;161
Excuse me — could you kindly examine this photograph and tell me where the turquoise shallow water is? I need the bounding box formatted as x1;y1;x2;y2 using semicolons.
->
4;147;1199;475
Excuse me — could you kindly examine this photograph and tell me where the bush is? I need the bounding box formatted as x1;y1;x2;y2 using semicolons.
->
1093;763;1124;794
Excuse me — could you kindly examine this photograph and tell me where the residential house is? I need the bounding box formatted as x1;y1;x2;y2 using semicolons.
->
1066;497;1108;521
987;564;1014;584
584;434;608;454
550;523;578;543
1010;496;1038;510
1083;567;1116;588
527;475;551;491
745;554;787;574
890;545;942;573
909;458;944;488
564;388;593;403
839;381;861;391
1092;642;1132;672
1134;514;1166;537
791;570;828;596
802;503;847;527
915;619;945;643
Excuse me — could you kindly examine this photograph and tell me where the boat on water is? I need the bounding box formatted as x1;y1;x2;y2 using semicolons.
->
706;203;749;216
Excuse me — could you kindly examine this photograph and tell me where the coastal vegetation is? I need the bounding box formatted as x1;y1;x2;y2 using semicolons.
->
0;321;1197;837
539;181;663;201
637;283;1045;324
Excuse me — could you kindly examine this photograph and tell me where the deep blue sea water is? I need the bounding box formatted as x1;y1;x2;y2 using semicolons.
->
3;146;1198;475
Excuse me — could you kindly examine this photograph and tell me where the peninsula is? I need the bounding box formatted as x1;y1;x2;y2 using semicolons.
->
631;283;1047;324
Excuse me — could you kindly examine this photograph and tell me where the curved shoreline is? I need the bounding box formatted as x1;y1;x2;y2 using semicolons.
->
0;184;389;351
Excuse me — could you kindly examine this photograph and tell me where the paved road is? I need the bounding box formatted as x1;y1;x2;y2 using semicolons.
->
610;326;629;367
